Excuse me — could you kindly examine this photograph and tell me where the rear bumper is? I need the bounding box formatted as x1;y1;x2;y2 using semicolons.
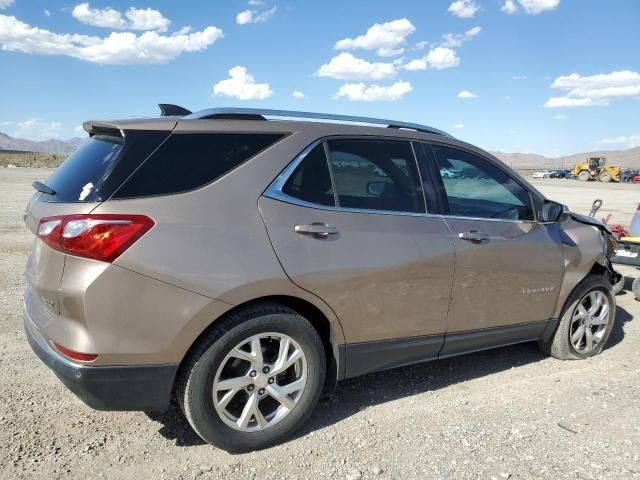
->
24;303;178;412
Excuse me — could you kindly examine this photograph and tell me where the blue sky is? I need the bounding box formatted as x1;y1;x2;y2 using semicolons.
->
0;0;638;156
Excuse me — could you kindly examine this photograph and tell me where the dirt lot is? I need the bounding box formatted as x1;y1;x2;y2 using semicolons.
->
1;168;639;480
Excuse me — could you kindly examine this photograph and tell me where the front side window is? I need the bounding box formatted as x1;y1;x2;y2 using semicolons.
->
326;139;425;213
431;146;534;221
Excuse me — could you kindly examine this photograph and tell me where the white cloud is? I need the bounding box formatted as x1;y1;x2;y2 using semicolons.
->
448;0;480;18
544;70;640;107
1;119;64;139
425;47;459;70
454;123;464;129
512;75;527;80
440;26;481;48
0;14;223;64
334;81;412;102
501;0;518;14
316;52;397;81
545;97;595;108
248;0;265;4
334;18;415;57
600;134;640;148
413;40;429;51
501;0;560;14
236;6;276;25
72;3;171;32
213;66;273;100
0;0;14;10
44;10;51;17
457;90;477;98
292;90;306;99
403;58;427;71
553;114;567;119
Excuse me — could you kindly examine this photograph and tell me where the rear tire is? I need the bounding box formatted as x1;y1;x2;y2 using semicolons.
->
176;303;326;452
578;170;591;182
600;171;612;183
539;275;615;360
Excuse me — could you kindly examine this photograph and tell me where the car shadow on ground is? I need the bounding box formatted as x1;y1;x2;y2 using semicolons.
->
146;304;633;449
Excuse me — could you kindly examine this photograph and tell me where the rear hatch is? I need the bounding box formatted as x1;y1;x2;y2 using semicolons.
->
24;125;171;324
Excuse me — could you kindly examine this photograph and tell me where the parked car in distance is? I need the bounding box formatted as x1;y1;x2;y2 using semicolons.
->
532;170;552;178
23;106;620;452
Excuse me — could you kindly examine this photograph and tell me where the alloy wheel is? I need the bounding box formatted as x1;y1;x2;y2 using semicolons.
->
212;333;307;432
569;290;610;354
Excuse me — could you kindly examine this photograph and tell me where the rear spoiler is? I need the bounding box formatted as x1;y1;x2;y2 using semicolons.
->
82;117;178;137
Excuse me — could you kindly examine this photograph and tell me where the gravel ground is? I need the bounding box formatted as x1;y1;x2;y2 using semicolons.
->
1;168;639;480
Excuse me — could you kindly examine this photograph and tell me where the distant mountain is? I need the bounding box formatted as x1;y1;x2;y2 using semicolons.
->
492;146;640;170
0;131;86;156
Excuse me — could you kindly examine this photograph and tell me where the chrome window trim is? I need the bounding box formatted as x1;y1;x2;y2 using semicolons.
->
263;137;553;224
264;138;429;218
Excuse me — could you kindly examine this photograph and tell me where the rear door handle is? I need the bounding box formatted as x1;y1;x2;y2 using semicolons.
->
294;223;339;238
458;231;489;241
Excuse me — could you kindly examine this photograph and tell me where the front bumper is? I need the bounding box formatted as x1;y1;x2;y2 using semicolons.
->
24;302;178;412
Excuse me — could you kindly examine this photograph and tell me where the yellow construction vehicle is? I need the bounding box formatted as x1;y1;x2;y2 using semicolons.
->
571;157;621;182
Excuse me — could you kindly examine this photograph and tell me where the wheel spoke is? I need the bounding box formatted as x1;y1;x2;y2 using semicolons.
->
592;303;609;325
237;392;260;429
266;384;297;410
585;327;594;350
215;375;251;392
279;377;305;396
577;304;589;317
271;341;303;376
588;292;602;315
229;336;264;370
571;325;585;344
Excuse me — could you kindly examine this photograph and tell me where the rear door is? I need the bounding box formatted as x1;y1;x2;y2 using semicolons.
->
259;138;454;347
423;143;564;335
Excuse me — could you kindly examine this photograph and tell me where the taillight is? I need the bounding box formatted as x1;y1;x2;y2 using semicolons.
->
37;214;154;263
51;342;98;362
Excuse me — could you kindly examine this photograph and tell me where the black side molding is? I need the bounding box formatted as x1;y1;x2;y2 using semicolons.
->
158;104;192;117
438;320;550;359
344;334;444;378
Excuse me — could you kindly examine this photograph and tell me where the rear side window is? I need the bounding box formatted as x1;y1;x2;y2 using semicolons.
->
282;145;335;206
327;139;425;213
43;131;169;203
114;133;284;198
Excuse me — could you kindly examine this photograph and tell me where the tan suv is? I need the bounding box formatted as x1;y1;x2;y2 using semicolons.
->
23;106;620;452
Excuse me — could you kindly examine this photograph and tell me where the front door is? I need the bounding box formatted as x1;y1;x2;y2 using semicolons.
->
426;144;564;333
259;139;454;345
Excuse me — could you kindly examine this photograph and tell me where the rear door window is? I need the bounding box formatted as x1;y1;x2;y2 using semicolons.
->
326;139;425;213
282;145;335;206
114;133;285;198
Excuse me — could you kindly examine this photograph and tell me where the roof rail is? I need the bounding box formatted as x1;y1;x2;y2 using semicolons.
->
184;108;452;137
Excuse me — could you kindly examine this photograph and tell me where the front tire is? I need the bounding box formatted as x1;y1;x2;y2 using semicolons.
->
539;275;615;360
600;171;612;183
578;170;591;182
177;303;326;452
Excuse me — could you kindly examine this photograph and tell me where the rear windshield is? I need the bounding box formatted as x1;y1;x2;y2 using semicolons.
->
43;131;169;203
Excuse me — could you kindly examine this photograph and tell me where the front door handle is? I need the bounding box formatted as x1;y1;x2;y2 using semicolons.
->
294;223;339;238
458;230;489;242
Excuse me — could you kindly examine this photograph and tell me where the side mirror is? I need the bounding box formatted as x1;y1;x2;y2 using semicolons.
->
542;200;569;222
366;181;387;196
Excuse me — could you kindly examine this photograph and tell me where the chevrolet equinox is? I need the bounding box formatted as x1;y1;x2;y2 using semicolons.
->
23;106;620;452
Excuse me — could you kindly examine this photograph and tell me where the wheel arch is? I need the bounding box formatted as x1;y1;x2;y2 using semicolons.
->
175;294;345;398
